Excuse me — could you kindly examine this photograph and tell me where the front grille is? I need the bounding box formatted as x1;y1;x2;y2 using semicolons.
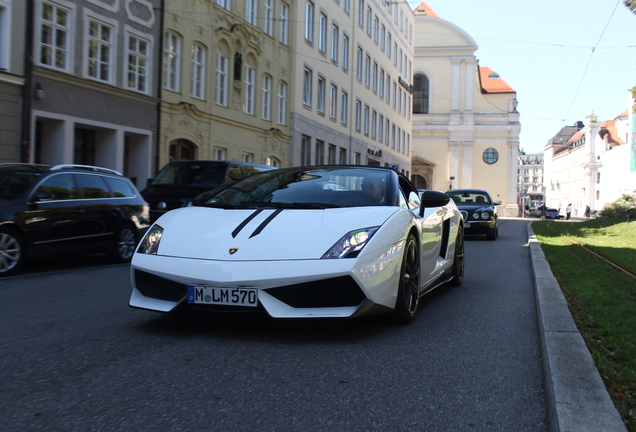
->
265;276;366;308
134;269;188;302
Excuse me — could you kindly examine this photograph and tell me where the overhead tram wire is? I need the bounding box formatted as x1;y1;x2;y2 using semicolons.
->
561;0;622;122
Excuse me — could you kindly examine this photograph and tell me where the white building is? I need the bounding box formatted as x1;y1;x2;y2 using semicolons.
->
543;95;635;215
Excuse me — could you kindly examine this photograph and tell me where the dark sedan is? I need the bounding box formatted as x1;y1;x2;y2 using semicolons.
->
446;189;501;240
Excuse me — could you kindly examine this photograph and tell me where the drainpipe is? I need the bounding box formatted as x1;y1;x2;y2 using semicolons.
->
20;0;34;163
154;0;165;176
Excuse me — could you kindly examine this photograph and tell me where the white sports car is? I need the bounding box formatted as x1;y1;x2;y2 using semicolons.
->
129;166;464;323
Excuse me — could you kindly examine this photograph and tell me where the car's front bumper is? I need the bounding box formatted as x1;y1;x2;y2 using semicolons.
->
129;247;403;318
463;220;496;235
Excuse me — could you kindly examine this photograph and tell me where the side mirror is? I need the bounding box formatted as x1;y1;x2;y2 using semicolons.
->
32;190;56;202
419;190;450;216
494;200;502;206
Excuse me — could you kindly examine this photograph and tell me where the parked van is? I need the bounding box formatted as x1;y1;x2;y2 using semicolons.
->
142;161;276;222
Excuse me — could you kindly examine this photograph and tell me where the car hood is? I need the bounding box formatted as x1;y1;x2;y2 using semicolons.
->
149;206;400;261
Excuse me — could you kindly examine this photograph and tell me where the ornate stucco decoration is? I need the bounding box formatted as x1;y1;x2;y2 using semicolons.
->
126;0;155;28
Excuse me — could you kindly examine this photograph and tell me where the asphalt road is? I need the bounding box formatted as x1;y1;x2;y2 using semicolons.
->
1;219;548;432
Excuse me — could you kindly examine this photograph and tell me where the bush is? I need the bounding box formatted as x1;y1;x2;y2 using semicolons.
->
600;194;636;219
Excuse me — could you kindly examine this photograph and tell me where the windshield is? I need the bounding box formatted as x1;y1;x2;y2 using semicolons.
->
0;170;42;199
447;191;491;205
203;167;391;208
152;163;225;188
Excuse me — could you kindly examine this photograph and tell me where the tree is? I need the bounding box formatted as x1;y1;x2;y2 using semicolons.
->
626;0;636;14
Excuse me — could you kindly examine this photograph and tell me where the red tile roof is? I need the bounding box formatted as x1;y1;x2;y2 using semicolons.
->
413;2;440;17
479;66;515;93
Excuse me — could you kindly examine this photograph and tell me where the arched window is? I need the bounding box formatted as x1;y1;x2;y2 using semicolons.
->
412;73;429;114
411;174;427;190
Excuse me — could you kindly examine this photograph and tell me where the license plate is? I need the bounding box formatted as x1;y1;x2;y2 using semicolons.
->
187;286;258;307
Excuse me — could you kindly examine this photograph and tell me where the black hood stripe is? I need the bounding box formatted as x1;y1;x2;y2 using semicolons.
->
232;208;264;238
250;208;284;238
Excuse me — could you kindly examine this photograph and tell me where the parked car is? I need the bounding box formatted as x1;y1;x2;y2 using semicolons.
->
130;166;465;324
0;163;150;276
446;189;500;240
545;208;563;219
142;160;276;222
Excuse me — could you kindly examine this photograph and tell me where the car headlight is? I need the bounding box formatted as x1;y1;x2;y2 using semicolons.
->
472;212;481;220
322;227;379;259
481;212;490;220
137;224;164;255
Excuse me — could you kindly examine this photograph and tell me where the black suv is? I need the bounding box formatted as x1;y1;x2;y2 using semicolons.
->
142;160;276;222
0;164;150;276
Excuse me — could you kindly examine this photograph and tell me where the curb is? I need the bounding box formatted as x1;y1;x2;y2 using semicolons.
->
527;223;627;432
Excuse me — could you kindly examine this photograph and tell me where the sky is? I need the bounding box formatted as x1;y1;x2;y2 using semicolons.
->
406;0;636;154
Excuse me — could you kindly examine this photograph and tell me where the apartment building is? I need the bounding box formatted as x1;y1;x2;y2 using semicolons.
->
0;0;26;163
159;0;292;170
291;0;414;174
25;0;162;186
517;152;544;212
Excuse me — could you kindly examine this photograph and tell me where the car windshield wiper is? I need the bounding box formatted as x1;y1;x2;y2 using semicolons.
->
254;202;339;209
202;203;257;210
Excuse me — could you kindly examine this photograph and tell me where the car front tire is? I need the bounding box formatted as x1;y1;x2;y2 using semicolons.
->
448;228;464;287
110;225;137;263
0;228;24;276
392;234;421;324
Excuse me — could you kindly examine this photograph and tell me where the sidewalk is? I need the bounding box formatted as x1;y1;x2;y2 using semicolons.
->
525;221;626;431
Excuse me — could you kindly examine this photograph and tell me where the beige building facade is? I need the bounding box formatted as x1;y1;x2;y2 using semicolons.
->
410;3;520;216
159;0;293;172
289;0;414;173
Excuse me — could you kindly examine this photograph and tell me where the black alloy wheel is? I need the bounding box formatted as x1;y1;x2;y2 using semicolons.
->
392;234;421;324
448;228;464;287
0;228;24;276
111;225;137;262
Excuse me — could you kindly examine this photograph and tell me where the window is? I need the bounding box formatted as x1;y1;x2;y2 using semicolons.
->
354;152;360;165
264;0;273;36
344;0;350;14
277;81;287;125
303;67;312;107
355;99;361;131
357;0;364;27
243;65;255;114
379;68;384;98
341;90;348;125
266;157;281;167
246;0;257;25
378;114;384;143
385;119;390;144
329;84;337;120
380;25;385;51
126;33;150;93
356;47;362;81
261;74;272;120
483;148;499;164
391;124;396;148
217;0;230;9
392;81;397;109
279;3;289;44
372;61;378;93
215;53;229;106
37;174;77;200
331;24;339;63
318;13;327;53
328;144;336;164
87;19;113;83
371;110;377;139
386;32;391;59
364;54;370;87
242;153;254;163
164;32;181;91
301;135;311;166
373;16;379;43
342;34;349;71
363;105;369;135
386;74;391;104
39;1;71;71
315;140;325;165
0;2;8;70
214;148;227;160
339;148;347;164
191;43;206;99
317;76;326;114
366;6;372;36
393;42;397;66
305;1;314;43
77;174;110;199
